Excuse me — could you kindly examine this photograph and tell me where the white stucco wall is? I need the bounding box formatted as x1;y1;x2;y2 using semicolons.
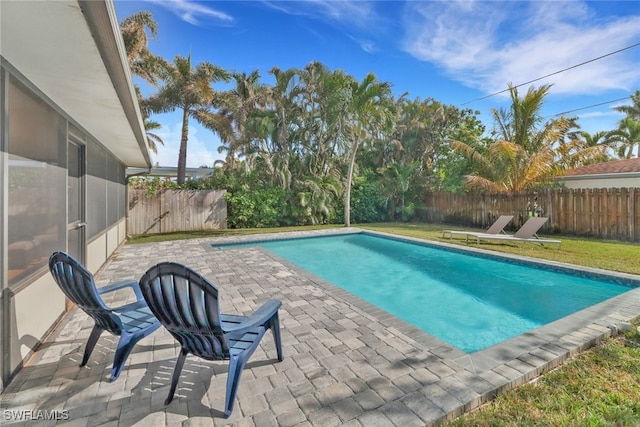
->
561;174;640;189
11;273;66;368
87;218;127;273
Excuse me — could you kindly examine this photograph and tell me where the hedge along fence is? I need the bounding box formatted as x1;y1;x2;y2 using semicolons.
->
423;188;640;242
128;189;227;235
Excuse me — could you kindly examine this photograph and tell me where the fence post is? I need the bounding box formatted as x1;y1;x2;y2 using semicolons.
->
630;188;636;241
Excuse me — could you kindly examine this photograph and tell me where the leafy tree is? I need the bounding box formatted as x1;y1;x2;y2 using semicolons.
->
146;54;230;184
374;98;483;194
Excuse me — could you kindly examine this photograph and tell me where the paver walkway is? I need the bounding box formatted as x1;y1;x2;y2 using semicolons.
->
2;228;639;427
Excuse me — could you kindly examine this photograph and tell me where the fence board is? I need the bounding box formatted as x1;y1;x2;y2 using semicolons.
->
424;188;639;242
127;189;227;235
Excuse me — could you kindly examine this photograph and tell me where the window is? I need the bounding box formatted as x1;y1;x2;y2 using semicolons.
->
7;77;66;286
86;141;107;239
107;154;121;226
86;139;127;237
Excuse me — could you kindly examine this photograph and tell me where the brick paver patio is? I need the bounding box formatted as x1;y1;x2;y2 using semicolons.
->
2;228;639;426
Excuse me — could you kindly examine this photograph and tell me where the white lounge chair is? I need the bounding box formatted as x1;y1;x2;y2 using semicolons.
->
464;217;561;248
442;215;514;239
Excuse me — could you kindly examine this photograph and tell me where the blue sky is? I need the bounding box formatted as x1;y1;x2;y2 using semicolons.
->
114;0;640;168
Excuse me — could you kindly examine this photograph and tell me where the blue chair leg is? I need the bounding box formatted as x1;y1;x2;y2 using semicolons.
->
224;355;247;418
269;314;284;362
81;325;104;367
166;349;188;405
109;333;139;381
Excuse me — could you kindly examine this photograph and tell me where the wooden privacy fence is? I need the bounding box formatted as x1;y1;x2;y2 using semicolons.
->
128;189;227;235
423;188;640;242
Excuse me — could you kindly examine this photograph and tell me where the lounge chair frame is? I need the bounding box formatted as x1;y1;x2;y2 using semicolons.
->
463;217;561;248
442;215;514;239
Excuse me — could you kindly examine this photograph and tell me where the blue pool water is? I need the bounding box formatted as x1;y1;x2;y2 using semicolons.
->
216;233;634;352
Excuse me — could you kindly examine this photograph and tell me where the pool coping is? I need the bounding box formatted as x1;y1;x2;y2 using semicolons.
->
207;227;640;380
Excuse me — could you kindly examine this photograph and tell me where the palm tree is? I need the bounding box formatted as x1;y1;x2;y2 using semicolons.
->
296;62;351;180
608;117;640;158
119;11;165;86
217;70;270;169
144;118;164;154
292;62;352;224
120;11;168;157
146;54;230;184
343;73;394;226
556;130;611;168
381;161;420;221
614;90;640;121
453;84;576;192
238;66;301;188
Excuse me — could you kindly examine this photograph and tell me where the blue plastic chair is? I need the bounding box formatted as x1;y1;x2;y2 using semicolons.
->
139;262;283;418
48;252;161;381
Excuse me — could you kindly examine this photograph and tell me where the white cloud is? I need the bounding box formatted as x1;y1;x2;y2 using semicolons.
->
147;0;234;26
348;34;376;54
306;0;377;25
261;0;381;53
402;0;640;97
150;120;224;168
578;110;623;120
261;0;378;28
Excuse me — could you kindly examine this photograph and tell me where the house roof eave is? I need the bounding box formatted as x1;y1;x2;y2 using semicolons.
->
0;0;151;168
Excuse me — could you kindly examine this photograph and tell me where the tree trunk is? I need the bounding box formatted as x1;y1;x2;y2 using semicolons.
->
344;137;360;227
177;106;190;185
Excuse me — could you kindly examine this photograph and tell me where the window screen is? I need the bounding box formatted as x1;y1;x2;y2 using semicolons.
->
7;77;66;286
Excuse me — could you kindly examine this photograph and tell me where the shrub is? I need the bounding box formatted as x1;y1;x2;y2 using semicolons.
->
225;184;289;228
336;175;388;224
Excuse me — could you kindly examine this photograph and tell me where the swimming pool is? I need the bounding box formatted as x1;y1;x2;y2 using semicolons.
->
214;232;636;353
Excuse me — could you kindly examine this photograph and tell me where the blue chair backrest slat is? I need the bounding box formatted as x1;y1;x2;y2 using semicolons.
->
49;252;123;335
140;262;230;359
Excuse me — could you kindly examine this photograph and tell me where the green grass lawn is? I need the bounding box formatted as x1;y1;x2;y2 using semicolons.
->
360;223;640;276
446;325;640;427
128;222;640;425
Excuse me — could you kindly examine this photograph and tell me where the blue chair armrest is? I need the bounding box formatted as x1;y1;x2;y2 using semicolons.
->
222;299;282;335
97;280;144;300
112;299;151;313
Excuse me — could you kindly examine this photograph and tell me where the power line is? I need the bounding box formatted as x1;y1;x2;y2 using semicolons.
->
549;97;630;117
459;42;640;106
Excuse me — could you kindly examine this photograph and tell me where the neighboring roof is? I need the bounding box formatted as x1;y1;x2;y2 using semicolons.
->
562;158;640;177
0;0;151;168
